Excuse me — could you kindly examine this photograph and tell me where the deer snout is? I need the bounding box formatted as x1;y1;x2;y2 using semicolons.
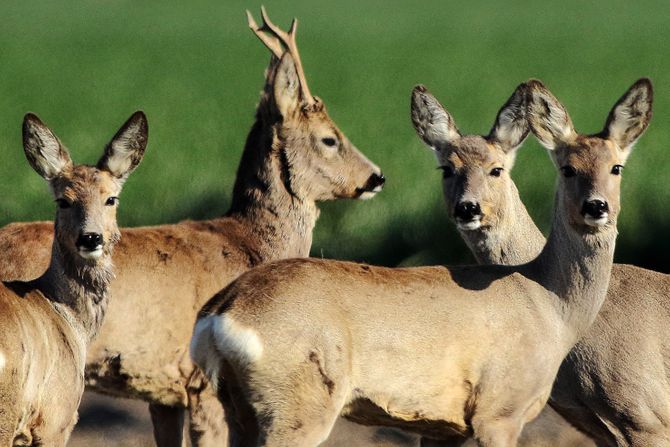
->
356;172;385;199
76;232;104;259
581;199;609;227
367;172;385;190
454;201;482;230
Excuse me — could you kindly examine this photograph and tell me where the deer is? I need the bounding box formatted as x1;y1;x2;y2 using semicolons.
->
0;8;389;447
0;111;147;446
413;79;667;447
190;77;651;447
410;84;595;447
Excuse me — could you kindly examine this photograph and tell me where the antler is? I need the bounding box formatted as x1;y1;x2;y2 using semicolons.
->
246;6;315;105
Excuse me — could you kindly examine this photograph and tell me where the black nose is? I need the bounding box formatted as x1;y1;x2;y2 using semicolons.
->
77;233;103;250
582;200;609;218
454;201;482;221
366;172;386;191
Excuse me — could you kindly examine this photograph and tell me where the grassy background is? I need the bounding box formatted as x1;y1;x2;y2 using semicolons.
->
1;0;668;272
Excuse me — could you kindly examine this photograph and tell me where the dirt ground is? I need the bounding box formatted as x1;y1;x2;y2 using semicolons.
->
69;392;420;446
69;392;155;447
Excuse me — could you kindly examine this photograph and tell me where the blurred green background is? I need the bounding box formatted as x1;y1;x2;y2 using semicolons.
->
1;0;668;271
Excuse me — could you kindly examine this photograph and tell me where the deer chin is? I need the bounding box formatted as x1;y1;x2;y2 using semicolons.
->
456;217;482;231
78;247;104;260
583;214;609;228
354;186;383;200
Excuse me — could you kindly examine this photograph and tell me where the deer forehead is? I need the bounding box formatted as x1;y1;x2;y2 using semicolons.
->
444;136;504;169
53;166;121;200
559;137;622;171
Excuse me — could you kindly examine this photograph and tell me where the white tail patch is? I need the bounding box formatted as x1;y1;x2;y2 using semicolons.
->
0;351;5;372
190;315;264;387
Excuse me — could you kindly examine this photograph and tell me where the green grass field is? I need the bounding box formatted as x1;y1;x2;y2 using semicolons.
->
1;0;668;271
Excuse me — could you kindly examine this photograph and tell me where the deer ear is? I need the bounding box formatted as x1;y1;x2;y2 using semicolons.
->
97;111;148;182
527;80;577;150
411;85;461;152
22;113;73;180
273;52;301;118
602;78;653;161
487;83;530;154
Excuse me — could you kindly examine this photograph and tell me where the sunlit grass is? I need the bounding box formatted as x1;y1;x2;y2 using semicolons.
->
1;0;668;270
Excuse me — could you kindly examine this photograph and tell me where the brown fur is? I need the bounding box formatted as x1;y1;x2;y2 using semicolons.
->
0;10;385;447
191;80;636;447
0;112;146;446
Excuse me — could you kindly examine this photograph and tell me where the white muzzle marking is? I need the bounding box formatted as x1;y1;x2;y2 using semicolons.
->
78;246;103;260
584;214;609;227
456;217;482;231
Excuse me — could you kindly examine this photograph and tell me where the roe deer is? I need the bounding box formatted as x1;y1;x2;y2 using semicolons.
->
415;79;663;447
0;8;386;447
0;112;147;446
190;78;649;447
410;84;596;447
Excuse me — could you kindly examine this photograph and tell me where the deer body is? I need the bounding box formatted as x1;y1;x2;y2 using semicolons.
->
0;9;386;447
191;79;649;447
0;112;147;446
413;81;664;447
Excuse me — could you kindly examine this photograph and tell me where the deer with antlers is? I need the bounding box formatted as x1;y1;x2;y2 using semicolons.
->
0;112;147;446
191;78;652;446
0;8;387;447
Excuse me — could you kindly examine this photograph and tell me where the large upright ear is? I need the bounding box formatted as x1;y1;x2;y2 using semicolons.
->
23;113;73;180
487;82;530;154
411;85;461;152
602;78;653;161
273;52;301;118
527;80;577;150
97;111;148;182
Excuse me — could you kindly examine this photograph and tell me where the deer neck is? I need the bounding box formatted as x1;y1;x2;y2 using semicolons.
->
532;193;616;341
460;182;545;266
227;119;319;262
36;241;113;343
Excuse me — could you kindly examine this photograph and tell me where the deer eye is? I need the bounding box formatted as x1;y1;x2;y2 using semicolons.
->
55;199;71;209
438;166;455;179
561;166;577;178
105;197;119;206
611;165;623;175
489;167;503;177
321;137;338;148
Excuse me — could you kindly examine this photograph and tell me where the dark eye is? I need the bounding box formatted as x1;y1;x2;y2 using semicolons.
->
105;197;119;206
561;166;577;178
438;165;455;179
611;165;623;175
490;167;503;177
55;199;71;209
321;137;338;148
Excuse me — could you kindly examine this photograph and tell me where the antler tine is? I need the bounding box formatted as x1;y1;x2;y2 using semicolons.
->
257;6;315;105
246;9;283;59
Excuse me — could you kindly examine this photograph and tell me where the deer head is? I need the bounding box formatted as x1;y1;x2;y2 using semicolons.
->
22;112;148;264
247;7;384;201
411;83;529;231
527;78;652;232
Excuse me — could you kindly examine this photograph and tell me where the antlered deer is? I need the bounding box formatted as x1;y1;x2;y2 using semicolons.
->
410;84;596;447
0;112;147;446
191;78;651;447
0;8;387;447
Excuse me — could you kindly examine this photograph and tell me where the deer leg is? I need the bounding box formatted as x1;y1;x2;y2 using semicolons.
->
149;403;186;447
471;417;522;447
187;368;229;447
